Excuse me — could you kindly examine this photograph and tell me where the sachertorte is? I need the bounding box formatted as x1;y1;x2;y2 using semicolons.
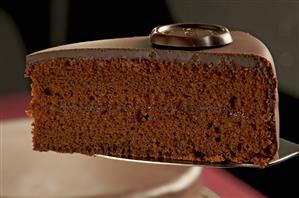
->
25;23;279;167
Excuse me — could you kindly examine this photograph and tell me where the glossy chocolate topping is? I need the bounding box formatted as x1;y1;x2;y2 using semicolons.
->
27;31;274;71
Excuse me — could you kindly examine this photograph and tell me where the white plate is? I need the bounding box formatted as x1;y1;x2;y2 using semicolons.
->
1;118;220;197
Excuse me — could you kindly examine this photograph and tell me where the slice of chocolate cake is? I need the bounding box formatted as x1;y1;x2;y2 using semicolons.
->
25;23;279;167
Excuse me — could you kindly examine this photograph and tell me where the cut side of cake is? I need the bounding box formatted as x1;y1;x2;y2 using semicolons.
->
25;31;279;167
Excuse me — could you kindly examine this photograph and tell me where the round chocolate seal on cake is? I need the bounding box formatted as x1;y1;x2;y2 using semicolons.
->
150;23;233;48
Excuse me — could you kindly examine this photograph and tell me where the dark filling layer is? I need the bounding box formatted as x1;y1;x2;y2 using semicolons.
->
26;57;277;166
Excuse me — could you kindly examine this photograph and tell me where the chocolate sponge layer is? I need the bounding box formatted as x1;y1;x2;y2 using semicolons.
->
26;55;278;167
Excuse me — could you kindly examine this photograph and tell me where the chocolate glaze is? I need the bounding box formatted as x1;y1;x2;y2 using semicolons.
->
27;31;274;70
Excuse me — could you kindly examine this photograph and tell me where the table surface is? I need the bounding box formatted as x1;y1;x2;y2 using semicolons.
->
0;92;266;198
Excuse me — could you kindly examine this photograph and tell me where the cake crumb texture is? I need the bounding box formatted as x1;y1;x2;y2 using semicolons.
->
25;56;278;167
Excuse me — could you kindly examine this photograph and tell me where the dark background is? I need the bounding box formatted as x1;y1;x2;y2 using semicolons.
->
1;1;298;197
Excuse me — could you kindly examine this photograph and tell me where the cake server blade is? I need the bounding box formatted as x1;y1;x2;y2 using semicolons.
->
96;138;299;168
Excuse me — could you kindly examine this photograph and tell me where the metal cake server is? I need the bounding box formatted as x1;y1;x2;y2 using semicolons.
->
96;138;299;168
